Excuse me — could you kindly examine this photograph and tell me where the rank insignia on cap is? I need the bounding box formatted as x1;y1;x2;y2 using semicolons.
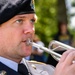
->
30;0;35;10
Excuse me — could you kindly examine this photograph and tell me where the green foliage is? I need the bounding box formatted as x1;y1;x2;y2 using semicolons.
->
35;0;58;46
72;1;75;6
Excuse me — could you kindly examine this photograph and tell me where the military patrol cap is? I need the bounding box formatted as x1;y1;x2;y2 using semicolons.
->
0;0;35;24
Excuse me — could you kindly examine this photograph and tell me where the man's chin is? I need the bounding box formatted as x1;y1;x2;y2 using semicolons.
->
24;52;31;57
27;53;31;56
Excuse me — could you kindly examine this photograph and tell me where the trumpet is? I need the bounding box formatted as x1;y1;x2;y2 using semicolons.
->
27;39;75;61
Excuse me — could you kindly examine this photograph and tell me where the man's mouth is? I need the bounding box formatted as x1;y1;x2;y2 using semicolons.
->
25;38;33;46
26;38;33;46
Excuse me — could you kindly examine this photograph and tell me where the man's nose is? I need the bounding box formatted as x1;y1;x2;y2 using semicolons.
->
23;24;35;34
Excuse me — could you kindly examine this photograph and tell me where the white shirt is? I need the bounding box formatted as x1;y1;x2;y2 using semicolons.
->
0;56;18;72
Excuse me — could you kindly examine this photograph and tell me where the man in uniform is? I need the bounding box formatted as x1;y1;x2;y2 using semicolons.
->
0;0;54;75
0;0;75;75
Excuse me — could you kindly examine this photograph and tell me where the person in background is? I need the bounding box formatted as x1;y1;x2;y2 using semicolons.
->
47;21;73;67
54;21;73;45
0;0;75;75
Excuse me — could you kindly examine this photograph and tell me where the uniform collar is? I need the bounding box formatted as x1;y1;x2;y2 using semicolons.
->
0;56;18;71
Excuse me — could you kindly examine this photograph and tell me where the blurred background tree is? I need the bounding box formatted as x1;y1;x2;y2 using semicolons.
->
35;0;57;47
35;0;67;47
33;0;75;62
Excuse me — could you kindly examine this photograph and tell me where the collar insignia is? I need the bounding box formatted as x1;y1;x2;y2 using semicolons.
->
0;70;7;75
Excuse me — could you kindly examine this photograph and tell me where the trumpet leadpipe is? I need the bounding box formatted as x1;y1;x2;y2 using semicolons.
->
31;42;61;58
26;38;75;61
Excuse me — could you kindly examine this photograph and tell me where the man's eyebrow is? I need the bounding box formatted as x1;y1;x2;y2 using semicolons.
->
14;15;26;19
13;15;37;21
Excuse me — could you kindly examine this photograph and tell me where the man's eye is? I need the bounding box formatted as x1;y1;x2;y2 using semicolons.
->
30;19;35;24
16;19;23;24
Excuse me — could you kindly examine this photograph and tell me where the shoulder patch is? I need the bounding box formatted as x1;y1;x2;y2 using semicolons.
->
28;60;46;65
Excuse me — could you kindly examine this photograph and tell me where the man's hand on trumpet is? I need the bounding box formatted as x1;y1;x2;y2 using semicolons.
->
54;50;75;75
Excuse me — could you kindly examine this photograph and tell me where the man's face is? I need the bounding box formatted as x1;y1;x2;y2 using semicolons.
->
0;14;36;61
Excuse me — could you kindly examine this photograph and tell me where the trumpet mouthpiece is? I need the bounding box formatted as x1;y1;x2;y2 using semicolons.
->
26;38;33;46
